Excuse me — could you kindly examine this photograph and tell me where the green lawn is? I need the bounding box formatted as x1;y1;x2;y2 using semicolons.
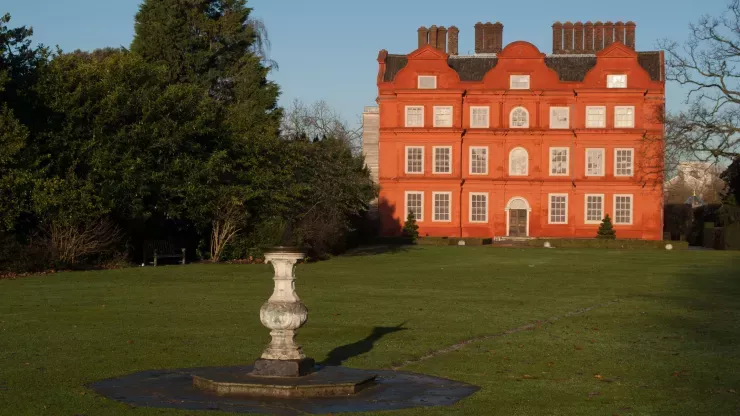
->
1;247;739;415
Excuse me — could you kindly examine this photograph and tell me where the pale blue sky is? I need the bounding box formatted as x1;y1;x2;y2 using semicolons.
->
3;0;729;126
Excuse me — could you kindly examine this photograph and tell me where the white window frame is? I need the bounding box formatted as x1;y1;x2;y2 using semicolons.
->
607;74;627;88
418;75;437;89
404;191;424;222
404;146;424;174
510;107;529;128
432;191;452;223
549;147;570;176
433;106;453;128
405;105;424;128
614;148;634;177
469;146;488;175
508;147;529;176
584;194;605;224
550;106;570;129
585;148;605;177
548;193;569;225
586;106;606;128
510;75;531;89
469;192;488;223
470;106;490;128
613;194;634;225
433;146;452;174
614;105;635;128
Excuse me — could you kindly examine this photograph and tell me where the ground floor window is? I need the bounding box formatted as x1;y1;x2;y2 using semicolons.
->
405;191;423;221
433;192;451;222
614;194;633;224
585;194;604;223
469;193;488;223
549;194;568;224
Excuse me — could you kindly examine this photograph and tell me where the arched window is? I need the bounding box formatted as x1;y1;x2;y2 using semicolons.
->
509;147;529;176
510;107;529;128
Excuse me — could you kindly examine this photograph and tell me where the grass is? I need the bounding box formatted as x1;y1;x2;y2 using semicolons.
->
0;246;739;415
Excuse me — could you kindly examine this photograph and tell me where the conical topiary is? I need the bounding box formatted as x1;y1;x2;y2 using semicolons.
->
597;214;617;239
402;211;419;243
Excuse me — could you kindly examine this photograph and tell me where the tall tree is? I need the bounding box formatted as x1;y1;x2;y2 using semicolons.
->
658;0;740;164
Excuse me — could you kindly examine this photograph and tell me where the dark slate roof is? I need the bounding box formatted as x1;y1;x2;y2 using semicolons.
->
383;52;662;83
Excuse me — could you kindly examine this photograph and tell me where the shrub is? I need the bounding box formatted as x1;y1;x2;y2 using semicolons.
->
521;238;688;250
402;212;419;243
596;215;616;239
664;204;693;240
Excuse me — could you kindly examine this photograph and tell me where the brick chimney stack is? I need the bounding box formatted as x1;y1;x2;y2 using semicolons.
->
492;22;504;53
474;22;504;54
448;26;459;55
604;21;614;47
417;26;429;49
626;21;636;49
563;21;574;51
584;21;594;52
475;22;484;53
574;22;584;53
429;25;438;49
615;21;625;44
594;21;604;51
552;22;563;54
437;26;448;53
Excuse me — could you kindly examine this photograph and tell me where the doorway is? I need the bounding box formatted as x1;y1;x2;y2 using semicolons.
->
508;209;528;237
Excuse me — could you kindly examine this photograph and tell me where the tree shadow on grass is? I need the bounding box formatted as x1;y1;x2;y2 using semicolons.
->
342;245;410;257
319;322;408;367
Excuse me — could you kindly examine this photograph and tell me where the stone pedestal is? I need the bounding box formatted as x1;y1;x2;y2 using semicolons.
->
250;247;312;377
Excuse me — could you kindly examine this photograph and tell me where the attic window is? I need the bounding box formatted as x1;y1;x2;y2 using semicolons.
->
607;74;627;88
510;75;530;89
418;76;437;89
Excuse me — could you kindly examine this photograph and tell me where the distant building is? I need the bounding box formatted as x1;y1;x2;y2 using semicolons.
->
664;162;725;205
365;21;665;240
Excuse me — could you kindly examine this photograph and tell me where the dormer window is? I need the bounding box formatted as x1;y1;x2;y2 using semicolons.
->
607;74;627;88
510;75;530;89
418;75;437;89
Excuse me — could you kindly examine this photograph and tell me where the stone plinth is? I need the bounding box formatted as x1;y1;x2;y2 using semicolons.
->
192;366;376;398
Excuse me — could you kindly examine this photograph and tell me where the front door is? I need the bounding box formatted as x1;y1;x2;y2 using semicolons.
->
509;209;528;237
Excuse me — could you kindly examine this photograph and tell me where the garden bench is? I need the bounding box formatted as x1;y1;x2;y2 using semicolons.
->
143;240;186;266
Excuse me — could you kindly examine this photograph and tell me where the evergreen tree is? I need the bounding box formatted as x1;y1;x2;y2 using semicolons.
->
596;215;617;239
402;211;419;243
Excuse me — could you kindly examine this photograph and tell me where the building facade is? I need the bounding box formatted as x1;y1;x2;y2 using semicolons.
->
368;21;665;240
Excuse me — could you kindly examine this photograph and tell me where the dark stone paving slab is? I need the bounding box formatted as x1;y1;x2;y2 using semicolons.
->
88;365;479;415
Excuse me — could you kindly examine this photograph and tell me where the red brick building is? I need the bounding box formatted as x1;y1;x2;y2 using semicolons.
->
368;22;665;240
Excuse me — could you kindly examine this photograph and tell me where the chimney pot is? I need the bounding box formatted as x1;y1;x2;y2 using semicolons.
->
417;26;429;48
552;22;563;54
493;22;504;53
574;22;584;53
437;26;448;53
475;22;484;53
594;21;604;51
615;22;625;45
604;21;614;47
584;21;594;52
563;21;574;53
429;25;438;49
625;21;636;49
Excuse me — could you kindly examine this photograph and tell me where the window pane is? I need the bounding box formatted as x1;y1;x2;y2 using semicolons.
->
510;148;528;176
406;147;423;173
471;107;489;128
434;193;451;221
418;76;437;89
607;74;627;88
510;75;530;89
471;194;487;222
616;149;633;176
550;148;568;175
434;147;451;173
550;107;569;129
511;107;529;128
406;192;423;221
586;106;606;128
549;195;567;224
434;106;452;127
406;106;423;127
587;149;603;176
615;196;632;224
586;195;603;222
615;106;635;128
470;147;488;174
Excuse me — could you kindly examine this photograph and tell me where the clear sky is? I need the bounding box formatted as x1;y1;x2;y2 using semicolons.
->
3;0;729;127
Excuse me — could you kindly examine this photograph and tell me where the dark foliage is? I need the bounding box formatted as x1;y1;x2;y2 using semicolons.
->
596;215;617;239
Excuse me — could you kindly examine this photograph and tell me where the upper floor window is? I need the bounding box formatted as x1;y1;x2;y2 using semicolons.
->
418;75;437;89
510;75;530;89
405;146;424;174
510;107;529;128
614;106;635;128
550;107;570;129
548;194;568;224
405;191;424;222
433;146;452;174
607;74;627;88
434;106;453;127
405;106;424;127
586;148;605;176
509;147;529;176
470;147;488;175
586;106;606;128
470;106;490;128
470;193;488;223
615;148;634;177
614;194;633;224
550;147;569;176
